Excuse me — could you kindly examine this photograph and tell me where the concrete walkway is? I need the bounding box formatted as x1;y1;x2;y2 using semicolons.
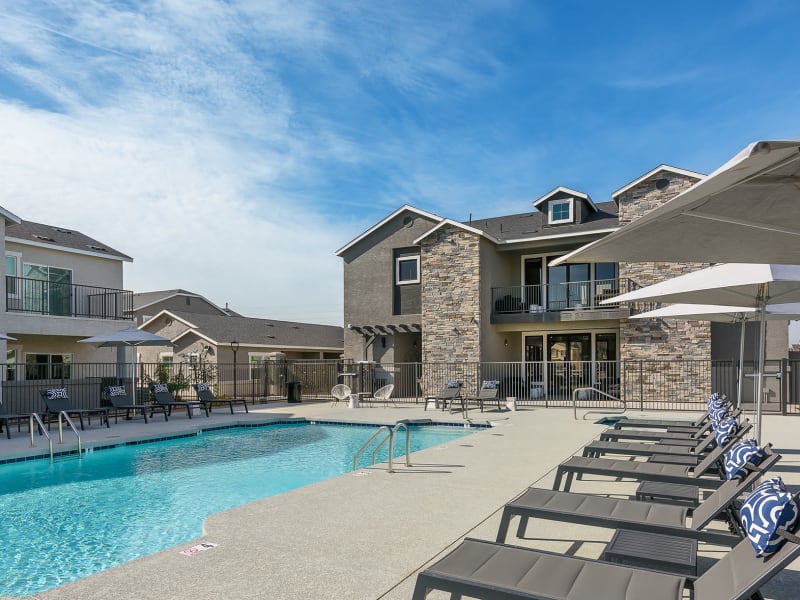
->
2;402;798;599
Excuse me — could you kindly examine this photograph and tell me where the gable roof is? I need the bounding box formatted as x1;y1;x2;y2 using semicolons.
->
0;205;21;226
611;164;705;201
413;219;501;245
144;310;344;350
532;186;597;212
133;289;235;316
6;220;132;262
335;205;443;256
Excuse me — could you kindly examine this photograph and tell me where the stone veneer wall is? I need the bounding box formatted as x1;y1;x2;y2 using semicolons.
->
617;171;712;405
418;226;481;392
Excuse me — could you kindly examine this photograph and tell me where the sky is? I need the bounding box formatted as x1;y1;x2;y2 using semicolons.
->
2;1;800;334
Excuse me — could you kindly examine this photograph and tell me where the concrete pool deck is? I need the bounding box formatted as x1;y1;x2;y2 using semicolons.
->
2;401;799;600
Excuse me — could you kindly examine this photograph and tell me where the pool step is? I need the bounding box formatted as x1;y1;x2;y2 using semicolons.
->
52;449;83;462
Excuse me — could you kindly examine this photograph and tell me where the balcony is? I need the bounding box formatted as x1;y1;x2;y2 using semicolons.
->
491;278;632;323
6;276;133;321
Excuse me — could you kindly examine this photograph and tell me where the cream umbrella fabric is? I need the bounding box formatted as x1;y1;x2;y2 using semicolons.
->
552;140;800;266
606;263;800;441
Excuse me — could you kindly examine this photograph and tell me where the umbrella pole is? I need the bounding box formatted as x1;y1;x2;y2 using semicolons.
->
737;317;746;410
755;285;768;443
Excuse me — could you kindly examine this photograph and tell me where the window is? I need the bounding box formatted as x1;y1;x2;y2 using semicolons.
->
159;352;174;367
249;353;271;380
396;256;420;284
7;349;16;382
24;353;72;380
22;264;73;316
548;198;573;224
5;252;20;298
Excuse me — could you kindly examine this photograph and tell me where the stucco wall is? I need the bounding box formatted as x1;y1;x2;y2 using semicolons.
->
7;241;124;289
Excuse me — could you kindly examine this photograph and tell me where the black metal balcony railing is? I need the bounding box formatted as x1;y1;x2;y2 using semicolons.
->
6;276;133;321
492;278;632;315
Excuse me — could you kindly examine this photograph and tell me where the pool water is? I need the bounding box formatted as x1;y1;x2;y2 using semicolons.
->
0;421;475;596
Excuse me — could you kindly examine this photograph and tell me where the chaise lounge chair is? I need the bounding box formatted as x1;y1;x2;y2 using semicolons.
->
0;402;31;439
149;384;208;419
611;399;732;432
464;381;503;413
495;445;779;548
192;383;249;414
582;420;752;465
598;419;717;445
413;525;800;600
105;385;168;424
423;383;462;412
39;388;110;430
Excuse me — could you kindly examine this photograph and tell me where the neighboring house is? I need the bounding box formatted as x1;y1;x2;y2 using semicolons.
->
132;289;240;326
4;217;135;382
138;310;344;367
337;165;788;404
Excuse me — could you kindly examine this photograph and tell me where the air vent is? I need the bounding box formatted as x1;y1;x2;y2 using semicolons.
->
34;234;55;242
655;178;670;190
87;245;108;252
402;216;414;228
53;228;72;234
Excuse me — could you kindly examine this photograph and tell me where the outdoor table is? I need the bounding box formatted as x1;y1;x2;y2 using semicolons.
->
602;528;697;577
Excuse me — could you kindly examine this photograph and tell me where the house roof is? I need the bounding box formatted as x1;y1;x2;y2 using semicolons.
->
0;205;21;226
335;205;443;256
133;289;236;316
464;200;619;243
6;220;133;262
145;310;344;350
611;164;705;201
413;219;501;245
532;186;597;212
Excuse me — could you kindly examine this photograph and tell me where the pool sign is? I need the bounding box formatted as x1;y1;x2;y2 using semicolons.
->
180;542;218;556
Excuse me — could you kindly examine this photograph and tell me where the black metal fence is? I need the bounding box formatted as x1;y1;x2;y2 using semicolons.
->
3;358;800;416
6;276;133;320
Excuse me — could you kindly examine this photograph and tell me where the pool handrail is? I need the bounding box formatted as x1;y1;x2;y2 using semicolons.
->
353;425;392;471
572;387;626;421
57;411;82;458
387;421;412;474
29;413;54;463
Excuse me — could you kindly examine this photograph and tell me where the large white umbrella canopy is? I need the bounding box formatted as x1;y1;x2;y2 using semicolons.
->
552;140;800;266
78;326;172;401
631;303;800;409
607;263;800;441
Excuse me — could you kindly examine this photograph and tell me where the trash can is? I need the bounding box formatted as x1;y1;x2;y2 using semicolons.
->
287;381;302;403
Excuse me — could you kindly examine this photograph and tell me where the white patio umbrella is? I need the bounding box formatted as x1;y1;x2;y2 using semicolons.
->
606;263;800;441
78;326;172;402
552;140;800;266
0;333;16;341
631;303;800;409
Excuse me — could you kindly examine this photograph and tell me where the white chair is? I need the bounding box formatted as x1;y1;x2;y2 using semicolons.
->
331;384;352;407
366;384;395;408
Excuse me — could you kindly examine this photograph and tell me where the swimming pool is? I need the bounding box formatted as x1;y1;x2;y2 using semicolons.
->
0;420;477;596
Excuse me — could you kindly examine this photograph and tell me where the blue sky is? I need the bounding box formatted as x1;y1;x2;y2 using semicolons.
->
2;1;800;332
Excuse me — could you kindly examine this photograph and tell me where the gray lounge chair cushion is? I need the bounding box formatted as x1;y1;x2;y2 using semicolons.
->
416;538;684;600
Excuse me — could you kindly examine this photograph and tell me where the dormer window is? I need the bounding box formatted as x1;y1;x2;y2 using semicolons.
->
549;198;573;224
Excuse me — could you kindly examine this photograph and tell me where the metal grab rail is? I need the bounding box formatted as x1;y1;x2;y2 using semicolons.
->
353;425;391;471
572;387;626;420
388;422;412;474
29;413;54;463
57;411;83;458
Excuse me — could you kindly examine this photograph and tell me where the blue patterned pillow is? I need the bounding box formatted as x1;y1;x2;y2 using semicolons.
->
446;379;461;388
740;477;800;557
481;380;498;389
724;439;765;480
708;397;726;411
709;405;728;426
107;385;126;397
714;416;738;447
46;388;68;400
706;392;720;406
152;383;169;394
195;382;210;392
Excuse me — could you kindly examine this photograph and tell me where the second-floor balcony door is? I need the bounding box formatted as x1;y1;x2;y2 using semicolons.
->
523;258;543;309
23;265;72;317
547;262;589;310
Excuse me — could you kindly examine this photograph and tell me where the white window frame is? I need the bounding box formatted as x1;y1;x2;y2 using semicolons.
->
159;352;174;365
5;251;21;299
395;255;420;285
248;352;272;380
548;198;573;225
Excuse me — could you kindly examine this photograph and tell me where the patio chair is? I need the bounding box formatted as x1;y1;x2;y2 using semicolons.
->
464;381;503;413
496;445;779;548
423;383;462;412
39;388;110;430
330;384;352;407
105;385;168;424
149;384;208;419
412;525;800;600
363;384;395;407
582;419;752;464
611;406;739;435
0;402;31;439
598;419;717;444
192;383;249;414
